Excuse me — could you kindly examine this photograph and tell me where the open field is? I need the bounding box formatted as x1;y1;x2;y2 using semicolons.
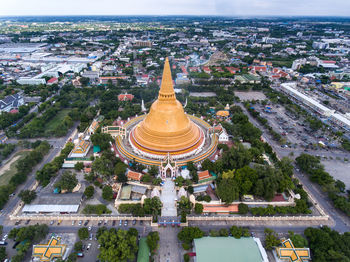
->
0;150;31;186
44;109;70;135
234;91;266;101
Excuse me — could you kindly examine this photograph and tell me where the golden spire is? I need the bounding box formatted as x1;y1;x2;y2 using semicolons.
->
158;57;175;101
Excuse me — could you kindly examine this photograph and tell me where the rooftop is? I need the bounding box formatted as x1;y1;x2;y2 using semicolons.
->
194;237;265;262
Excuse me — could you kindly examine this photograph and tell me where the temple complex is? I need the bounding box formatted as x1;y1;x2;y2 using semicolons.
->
108;58;218;174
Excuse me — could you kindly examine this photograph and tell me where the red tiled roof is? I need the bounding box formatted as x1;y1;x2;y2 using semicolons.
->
198;170;211;181
47;77;58;83
127;170;143;181
118;94;134;101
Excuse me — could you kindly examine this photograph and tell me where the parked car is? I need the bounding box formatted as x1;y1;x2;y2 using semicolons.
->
2;234;8;241
112;220;116;226
77;252;84;257
72;221;75;226
119;220;122;226
98;220;102;226
25;220;30;225
87;243;91;251
50;221;54;225
140;220;143;226
124;220;128;226
84;220;89;226
79;220;82;226
132;220;136;225
88;226;92;231
89;234;93;240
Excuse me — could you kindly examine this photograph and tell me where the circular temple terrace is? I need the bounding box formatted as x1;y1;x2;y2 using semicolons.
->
114;58;218;166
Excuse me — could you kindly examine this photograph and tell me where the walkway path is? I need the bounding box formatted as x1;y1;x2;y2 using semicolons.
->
161;178;177;217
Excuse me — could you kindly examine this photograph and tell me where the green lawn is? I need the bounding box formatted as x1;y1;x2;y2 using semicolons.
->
44;109;71;135
0;150;31;186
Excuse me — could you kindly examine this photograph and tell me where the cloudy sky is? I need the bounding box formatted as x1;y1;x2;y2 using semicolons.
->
1;0;350;16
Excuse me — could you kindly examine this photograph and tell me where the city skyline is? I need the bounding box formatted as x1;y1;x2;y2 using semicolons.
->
1;0;350;17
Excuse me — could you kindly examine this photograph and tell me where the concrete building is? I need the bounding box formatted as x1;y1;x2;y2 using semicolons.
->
0;93;24;112
280;83;335;117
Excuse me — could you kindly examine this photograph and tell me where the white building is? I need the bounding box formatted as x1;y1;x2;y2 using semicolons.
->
17;77;46;85
280;83;335;117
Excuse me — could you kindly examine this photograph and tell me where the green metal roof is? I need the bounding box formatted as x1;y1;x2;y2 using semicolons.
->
137;237;150;262
121;185;132;200
194;237;263;262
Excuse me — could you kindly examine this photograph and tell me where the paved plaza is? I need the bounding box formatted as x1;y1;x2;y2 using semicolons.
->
161;178;177;217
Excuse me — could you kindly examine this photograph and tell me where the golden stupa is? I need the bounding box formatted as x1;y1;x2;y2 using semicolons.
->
131;58;203;154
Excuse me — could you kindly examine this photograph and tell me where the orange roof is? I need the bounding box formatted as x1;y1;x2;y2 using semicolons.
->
127;170;143;181
198;170;211;181
216;110;229;117
203;204;238;213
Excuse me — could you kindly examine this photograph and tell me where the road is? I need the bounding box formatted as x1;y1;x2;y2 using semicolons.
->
240;103;350;233
0;122;79;225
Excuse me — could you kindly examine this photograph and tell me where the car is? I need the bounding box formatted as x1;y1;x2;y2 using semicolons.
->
72;221;75;226
82;245;85;250
12;241;20;249
57;220;62;225
77;252;84;257
9;193;15;197
79;220;82;226
15;221;20;225
50;221;54;225
124;220;128;226
119;220;122;226
87;243;91;251
25;220;30;225
98;244;101;249
132;220;136;225
84;220;89;226
88;226;92;231
139;220;143;225
98;220;102;226
112;220;116;226
2;234;8;241
89;234;93;241
104;220;108;226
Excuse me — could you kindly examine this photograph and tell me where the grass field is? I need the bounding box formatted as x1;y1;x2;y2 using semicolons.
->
0;150;31;186
44;109;71;135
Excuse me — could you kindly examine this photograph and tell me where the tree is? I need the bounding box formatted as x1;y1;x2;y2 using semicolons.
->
98;228;138;262
74;241;83;251
264;228;280;250
143;197;162;217
178;227;204;244
148;166;158;177
238;203;249;214
0;247;7;262
84;185;94;199
288;231;308;248
216;179;239;203
178;196;192;214
54;171;78;192
19;190;37;204
74;162;84;171
102;185;114;201
295;154;321;173
146;232;160;254
114;162;127;182
194;203;203;214
91;133;113;151
78;227;89;240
